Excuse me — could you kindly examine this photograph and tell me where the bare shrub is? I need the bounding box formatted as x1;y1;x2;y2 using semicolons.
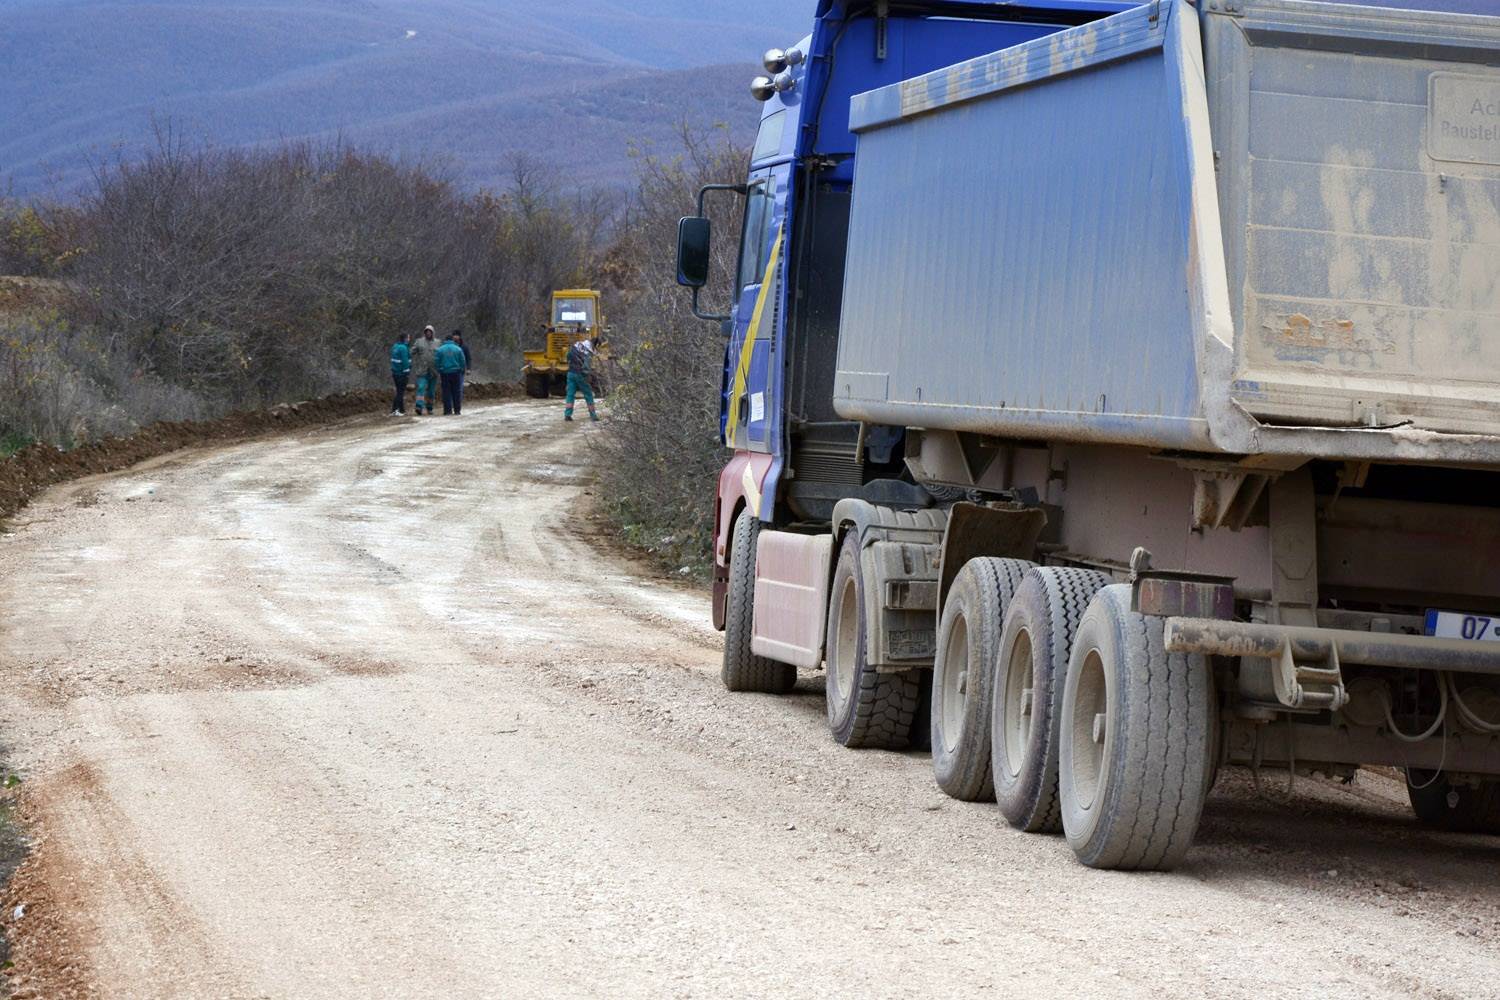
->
0;315;204;447
593;127;749;573
1;130;618;449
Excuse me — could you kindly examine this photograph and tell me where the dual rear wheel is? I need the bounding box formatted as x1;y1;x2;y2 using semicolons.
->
722;520;1217;869
1058;585;1214;870
934;562;1214;870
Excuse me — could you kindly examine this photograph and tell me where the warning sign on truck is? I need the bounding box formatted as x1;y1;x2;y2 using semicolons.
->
1429;72;1500;165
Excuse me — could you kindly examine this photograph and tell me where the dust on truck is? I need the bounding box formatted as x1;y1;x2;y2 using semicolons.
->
675;0;1500;870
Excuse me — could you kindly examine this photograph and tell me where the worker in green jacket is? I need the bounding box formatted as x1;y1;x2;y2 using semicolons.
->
435;330;468;415
563;337;601;422
389;332;412;416
409;326;439;415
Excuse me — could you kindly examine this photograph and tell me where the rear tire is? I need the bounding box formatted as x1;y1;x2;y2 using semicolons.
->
721;514;797;694
930;557;1033;802
1407;771;1500;833
1059;585;1212;870
991;566;1110;832
825;531;920;749
524;371;548;398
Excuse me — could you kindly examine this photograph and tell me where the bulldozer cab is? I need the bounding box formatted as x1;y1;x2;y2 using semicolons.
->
523;289;607;398
551;293;598;331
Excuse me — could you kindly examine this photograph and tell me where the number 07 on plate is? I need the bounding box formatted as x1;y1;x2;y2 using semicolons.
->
1425;610;1500;642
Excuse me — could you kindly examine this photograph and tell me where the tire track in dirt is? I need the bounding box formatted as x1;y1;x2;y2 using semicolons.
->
0;399;1497;999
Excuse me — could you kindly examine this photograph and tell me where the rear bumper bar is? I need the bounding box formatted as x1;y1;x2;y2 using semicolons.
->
1164;618;1500;676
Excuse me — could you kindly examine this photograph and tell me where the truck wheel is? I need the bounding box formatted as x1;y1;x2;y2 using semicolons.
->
1406;771;1500;834
825;531;920;749
1059;585;1212;870
524;371;548;398
931;557;1033;801
548;373;568;398
991;566;1109;832
722;514;797;694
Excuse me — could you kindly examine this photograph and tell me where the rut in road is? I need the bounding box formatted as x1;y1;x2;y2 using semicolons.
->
0;400;1497;999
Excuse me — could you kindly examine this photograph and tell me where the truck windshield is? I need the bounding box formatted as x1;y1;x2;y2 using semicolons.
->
552;298;595;326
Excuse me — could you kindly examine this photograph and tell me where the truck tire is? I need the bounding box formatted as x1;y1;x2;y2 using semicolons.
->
722;514;797;694
524;371;548;398
1406;771;1500;834
931;557;1033;801
1059;585;1212;870
991;566;1110;832
825;531;921;749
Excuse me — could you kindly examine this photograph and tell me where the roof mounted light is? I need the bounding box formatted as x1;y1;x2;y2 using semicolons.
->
750;75;776;102
773;70;796;94
764;46;805;75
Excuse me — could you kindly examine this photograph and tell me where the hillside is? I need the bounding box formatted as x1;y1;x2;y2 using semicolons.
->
0;0;807;196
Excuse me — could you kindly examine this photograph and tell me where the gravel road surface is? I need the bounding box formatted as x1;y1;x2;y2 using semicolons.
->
0;400;1496;998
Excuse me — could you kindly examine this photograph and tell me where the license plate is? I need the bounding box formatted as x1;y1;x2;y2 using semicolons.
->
1425;610;1500;642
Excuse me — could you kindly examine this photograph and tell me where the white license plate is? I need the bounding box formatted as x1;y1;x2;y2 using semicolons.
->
1425;610;1500;642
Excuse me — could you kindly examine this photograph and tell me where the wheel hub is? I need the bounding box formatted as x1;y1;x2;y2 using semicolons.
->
1070;648;1108;811
941;615;970;754
1003;627;1035;779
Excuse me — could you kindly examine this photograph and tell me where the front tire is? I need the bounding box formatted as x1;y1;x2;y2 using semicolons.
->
1059;585;1212;870
721;514;796;694
930;557;1032;802
991;566;1109;832
825;531;920;749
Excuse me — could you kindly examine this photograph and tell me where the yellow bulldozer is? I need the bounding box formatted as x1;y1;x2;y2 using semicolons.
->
523;289;608;398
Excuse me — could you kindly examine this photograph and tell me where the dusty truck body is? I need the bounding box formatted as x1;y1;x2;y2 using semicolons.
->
677;0;1500;870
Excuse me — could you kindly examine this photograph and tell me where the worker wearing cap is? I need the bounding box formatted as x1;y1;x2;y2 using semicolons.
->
409;325;439;416
563;336;601;422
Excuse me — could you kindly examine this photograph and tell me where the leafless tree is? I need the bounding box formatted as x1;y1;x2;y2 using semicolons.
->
593;125;750;573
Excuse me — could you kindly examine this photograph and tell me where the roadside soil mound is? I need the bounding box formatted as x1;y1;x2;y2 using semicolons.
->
0;381;520;523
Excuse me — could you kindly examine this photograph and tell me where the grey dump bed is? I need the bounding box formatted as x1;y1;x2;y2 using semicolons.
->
834;0;1500;464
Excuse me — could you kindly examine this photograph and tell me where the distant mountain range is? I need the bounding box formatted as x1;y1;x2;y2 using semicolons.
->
1;0;810;198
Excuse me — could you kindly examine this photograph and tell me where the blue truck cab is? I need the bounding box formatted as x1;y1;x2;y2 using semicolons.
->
681;1;1138;627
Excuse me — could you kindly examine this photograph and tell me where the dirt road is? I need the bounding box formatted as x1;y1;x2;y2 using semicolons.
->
0;400;1496;999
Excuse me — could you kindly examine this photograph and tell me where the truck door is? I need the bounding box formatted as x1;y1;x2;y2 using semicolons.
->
723;168;786;452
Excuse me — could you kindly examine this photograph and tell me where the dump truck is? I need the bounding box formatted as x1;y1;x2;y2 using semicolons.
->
523;289;606;398
675;0;1500;870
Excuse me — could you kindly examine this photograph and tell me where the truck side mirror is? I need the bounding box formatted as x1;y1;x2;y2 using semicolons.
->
676;216;712;288
679;183;744;323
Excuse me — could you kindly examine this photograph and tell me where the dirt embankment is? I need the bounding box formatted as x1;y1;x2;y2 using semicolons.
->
0;382;520;524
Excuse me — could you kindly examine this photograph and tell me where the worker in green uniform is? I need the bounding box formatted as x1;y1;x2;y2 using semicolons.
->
409;326;439;416
435;330;468;415
563;336;601;422
389;331;412;415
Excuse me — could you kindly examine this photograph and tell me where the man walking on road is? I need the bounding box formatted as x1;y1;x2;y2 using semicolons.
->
435;330;468;416
563;336;601;422
410;326;439;416
389;332;412;416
